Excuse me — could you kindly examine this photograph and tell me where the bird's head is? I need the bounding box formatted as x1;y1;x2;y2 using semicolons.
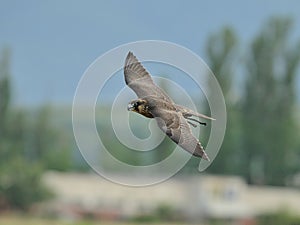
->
127;99;153;118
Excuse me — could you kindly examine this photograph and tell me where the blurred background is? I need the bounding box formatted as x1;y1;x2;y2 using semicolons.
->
1;1;300;225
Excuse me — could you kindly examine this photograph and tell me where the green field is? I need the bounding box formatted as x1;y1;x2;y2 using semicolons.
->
0;215;198;225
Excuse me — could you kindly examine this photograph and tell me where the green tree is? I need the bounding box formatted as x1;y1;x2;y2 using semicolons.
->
242;17;300;185
205;27;242;174
30;105;72;171
0;48;11;140
0;49;51;210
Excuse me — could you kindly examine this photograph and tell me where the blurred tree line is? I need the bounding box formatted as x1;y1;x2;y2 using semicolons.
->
204;17;300;186
0;48;74;210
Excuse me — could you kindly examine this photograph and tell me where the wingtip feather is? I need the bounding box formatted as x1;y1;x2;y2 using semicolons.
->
203;153;210;161
126;51;134;62
127;51;133;57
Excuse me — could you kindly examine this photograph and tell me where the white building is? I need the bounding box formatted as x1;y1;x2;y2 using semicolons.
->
41;171;300;220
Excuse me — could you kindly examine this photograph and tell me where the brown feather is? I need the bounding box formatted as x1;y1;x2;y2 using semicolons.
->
124;52;213;161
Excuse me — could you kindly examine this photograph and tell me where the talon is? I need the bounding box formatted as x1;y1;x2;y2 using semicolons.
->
188;121;197;127
187;117;206;126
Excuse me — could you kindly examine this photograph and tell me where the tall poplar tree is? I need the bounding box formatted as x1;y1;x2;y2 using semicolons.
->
242;17;300;185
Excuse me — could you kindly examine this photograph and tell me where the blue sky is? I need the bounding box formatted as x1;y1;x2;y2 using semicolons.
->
1;0;300;105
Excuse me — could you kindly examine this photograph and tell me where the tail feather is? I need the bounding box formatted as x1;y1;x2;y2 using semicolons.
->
174;104;215;120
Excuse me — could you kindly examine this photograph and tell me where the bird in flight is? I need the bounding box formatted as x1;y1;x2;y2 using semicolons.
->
124;52;215;161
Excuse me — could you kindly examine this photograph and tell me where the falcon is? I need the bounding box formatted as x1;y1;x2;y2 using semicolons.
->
124;52;215;160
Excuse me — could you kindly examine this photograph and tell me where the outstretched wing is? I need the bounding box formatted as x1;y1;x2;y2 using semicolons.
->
124;52;173;103
154;109;210;160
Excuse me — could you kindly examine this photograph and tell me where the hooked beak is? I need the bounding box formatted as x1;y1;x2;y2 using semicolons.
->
127;103;135;111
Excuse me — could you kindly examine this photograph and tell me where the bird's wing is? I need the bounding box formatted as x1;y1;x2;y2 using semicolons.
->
154;109;210;160
124;52;173;103
174;104;215;120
